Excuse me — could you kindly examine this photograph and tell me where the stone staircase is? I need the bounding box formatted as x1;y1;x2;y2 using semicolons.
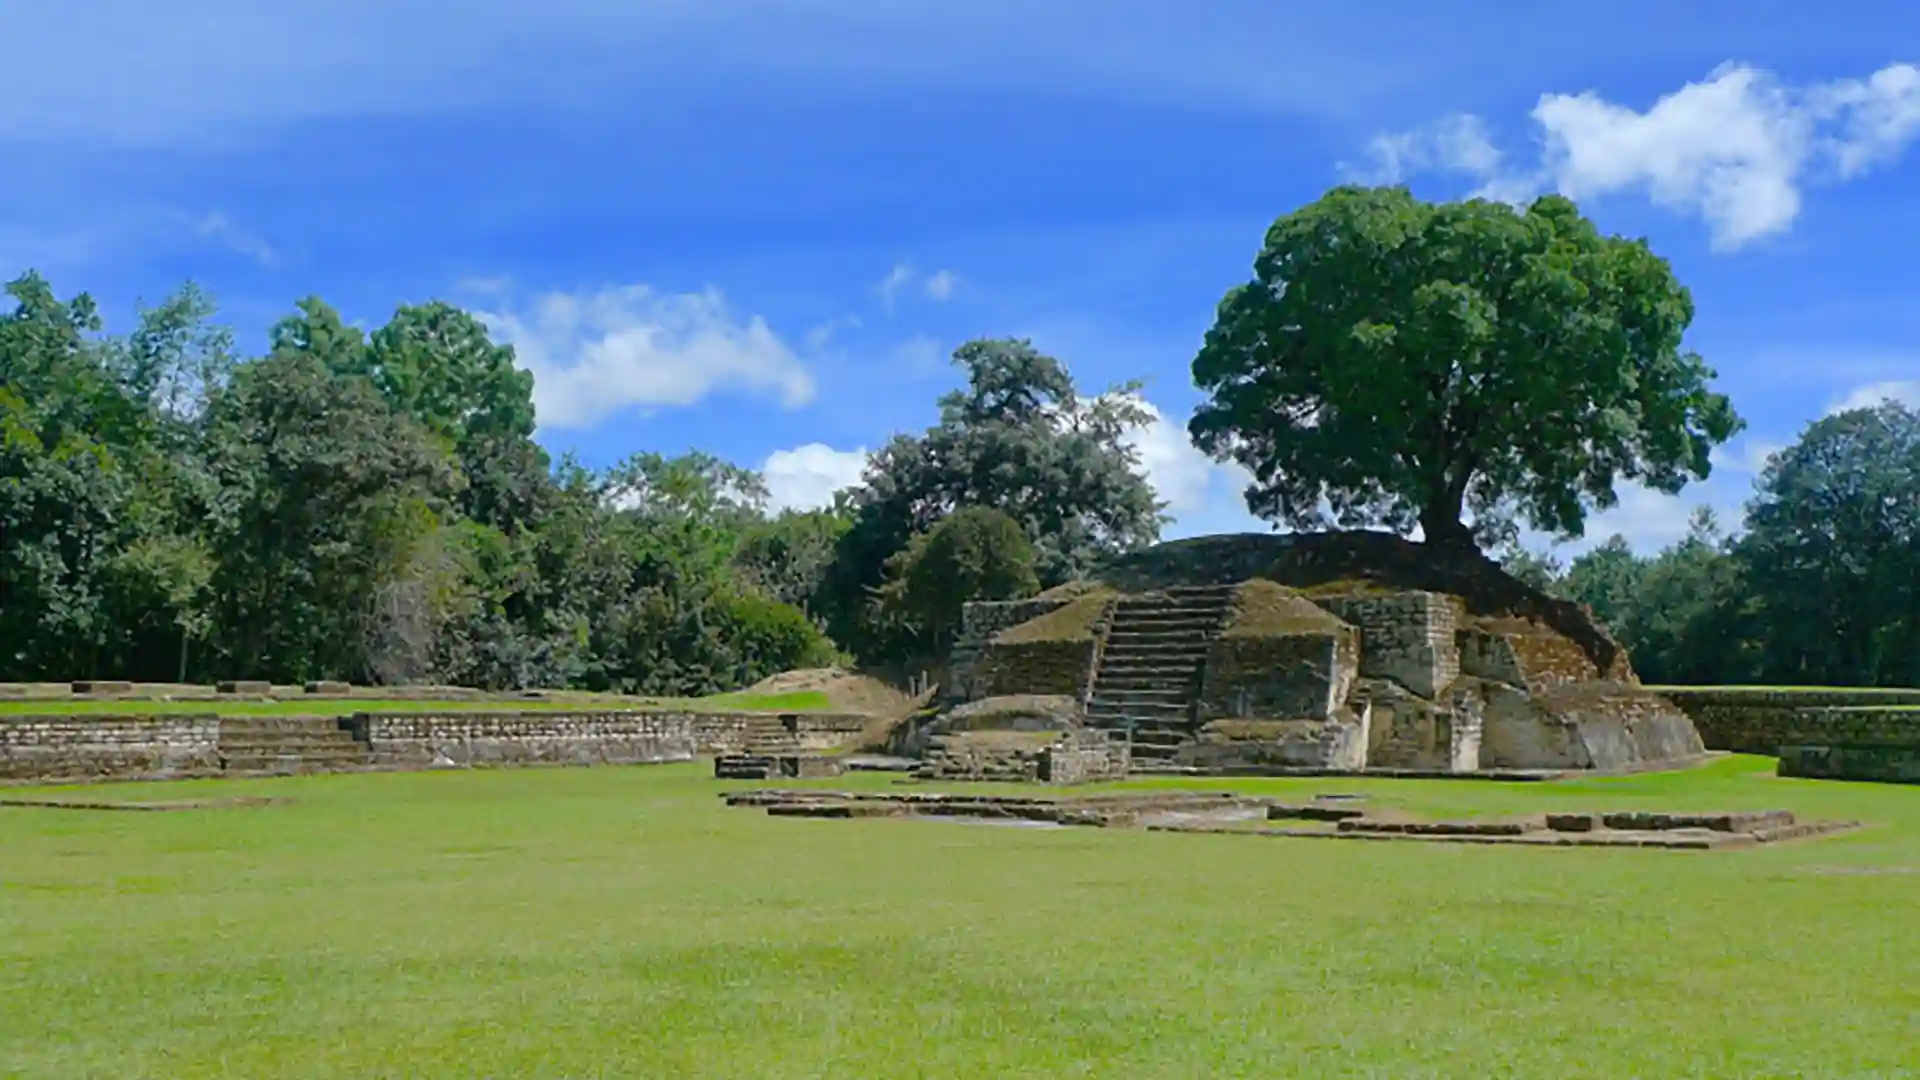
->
713;715;807;779
1084;585;1239;765
216;716;374;774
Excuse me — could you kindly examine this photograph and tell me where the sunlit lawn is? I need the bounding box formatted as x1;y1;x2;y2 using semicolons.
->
0;689;831;717
3;756;1917;1078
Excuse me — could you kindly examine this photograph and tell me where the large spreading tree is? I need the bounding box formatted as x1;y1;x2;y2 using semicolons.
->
1188;185;1742;550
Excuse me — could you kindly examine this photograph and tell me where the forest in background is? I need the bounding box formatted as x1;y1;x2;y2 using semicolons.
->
5;193;1917;692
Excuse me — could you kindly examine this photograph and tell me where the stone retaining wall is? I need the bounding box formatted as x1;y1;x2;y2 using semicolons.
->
1656;688;1920;754
2;709;876;783
1778;741;1920;784
0;714;222;781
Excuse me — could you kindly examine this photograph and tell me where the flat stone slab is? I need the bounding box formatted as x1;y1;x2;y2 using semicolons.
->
0;795;285;812
725;788;1860;851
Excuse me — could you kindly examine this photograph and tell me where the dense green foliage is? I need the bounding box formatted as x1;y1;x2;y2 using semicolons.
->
0;274;839;692
816;338;1163;663
877;506;1041;651
1527;401;1920;687
1190;186;1742;549
0;278;1155;689
4;186;1914;691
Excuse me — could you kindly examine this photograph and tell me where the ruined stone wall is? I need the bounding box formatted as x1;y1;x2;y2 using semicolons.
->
351;711;698;767
921;730;1126;784
0;714;222;781
1479;684;1704;771
1315;592;1461;699
1197;630;1358;722
1459;625;1605;692
975;639;1099;700
1778;741;1920;784
947;598;1074;702
1039;735;1131;784
351;710;875;767
1658;688;1920;754
1360;681;1454;769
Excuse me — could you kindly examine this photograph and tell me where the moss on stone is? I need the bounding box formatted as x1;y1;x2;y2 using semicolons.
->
943;694;1081;729
994;590;1116;644
1198;719;1325;740
1219;580;1347;638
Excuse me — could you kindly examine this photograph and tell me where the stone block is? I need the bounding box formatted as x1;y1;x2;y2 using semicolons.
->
218;680;272;694
1778;743;1920;784
70;680;133;694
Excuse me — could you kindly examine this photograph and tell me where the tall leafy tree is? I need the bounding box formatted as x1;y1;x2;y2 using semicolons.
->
1739;401;1920;686
200;350;459;681
823;338;1162;660
1188;186;1742;550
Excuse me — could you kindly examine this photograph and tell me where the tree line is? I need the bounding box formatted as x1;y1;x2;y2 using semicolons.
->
4;185;1914;691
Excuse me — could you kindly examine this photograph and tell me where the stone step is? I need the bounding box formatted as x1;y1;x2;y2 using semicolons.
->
1090;688;1190;707
1088;708;1191;725
1098;672;1198;687
221;751;372;772
1088;696;1190;712
1100;638;1215;655
1127;743;1180;760
1099;659;1208;673
218;730;366;749
1099;649;1211;663
1088;693;1190;709
218;717;352;735
1105;615;1227;632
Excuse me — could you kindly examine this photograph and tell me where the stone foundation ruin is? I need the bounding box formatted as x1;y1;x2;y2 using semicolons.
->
725;789;1860;850
940;531;1708;777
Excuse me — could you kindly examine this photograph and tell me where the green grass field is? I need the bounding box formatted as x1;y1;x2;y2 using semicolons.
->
3;757;1917;1078
0;689;832;717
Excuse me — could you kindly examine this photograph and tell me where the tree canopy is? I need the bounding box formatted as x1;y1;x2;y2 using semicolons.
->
1189;185;1742;549
818;337;1162;662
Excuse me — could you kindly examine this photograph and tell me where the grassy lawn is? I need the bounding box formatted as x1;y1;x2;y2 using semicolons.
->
0;689;832;717
3;757;1917;1078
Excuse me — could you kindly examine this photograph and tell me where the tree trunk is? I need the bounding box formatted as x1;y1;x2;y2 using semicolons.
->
1419;486;1474;553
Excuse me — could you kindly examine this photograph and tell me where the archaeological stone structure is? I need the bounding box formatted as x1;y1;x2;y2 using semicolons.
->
0;708;873;784
942;531;1709;776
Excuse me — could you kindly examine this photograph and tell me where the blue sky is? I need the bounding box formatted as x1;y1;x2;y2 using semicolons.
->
5;1;1917;555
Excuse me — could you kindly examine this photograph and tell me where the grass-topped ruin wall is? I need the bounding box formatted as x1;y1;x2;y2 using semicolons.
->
1657;687;1920;785
1655;687;1920;754
0;708;874;784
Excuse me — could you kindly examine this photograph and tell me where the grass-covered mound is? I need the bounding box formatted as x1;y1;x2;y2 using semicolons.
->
1219;580;1347;638
994;589;1117;644
1092;530;1629;678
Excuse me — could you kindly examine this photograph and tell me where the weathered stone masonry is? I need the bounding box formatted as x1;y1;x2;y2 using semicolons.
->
1;710;875;783
0;715;222;781
1658;688;1920;755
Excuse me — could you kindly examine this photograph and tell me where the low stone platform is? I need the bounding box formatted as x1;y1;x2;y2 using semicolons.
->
723;789;1860;850
1126;752;1724;782
713;754;846;781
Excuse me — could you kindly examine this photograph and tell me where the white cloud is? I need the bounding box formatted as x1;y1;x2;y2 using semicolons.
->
760;443;869;513
875;265;962;308
876;264;914;310
193;212;277;266
803;313;862;352
1113;394;1265;537
1827;380;1920;414
923;269;960;302
1362;62;1920;250
476;284;815;430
